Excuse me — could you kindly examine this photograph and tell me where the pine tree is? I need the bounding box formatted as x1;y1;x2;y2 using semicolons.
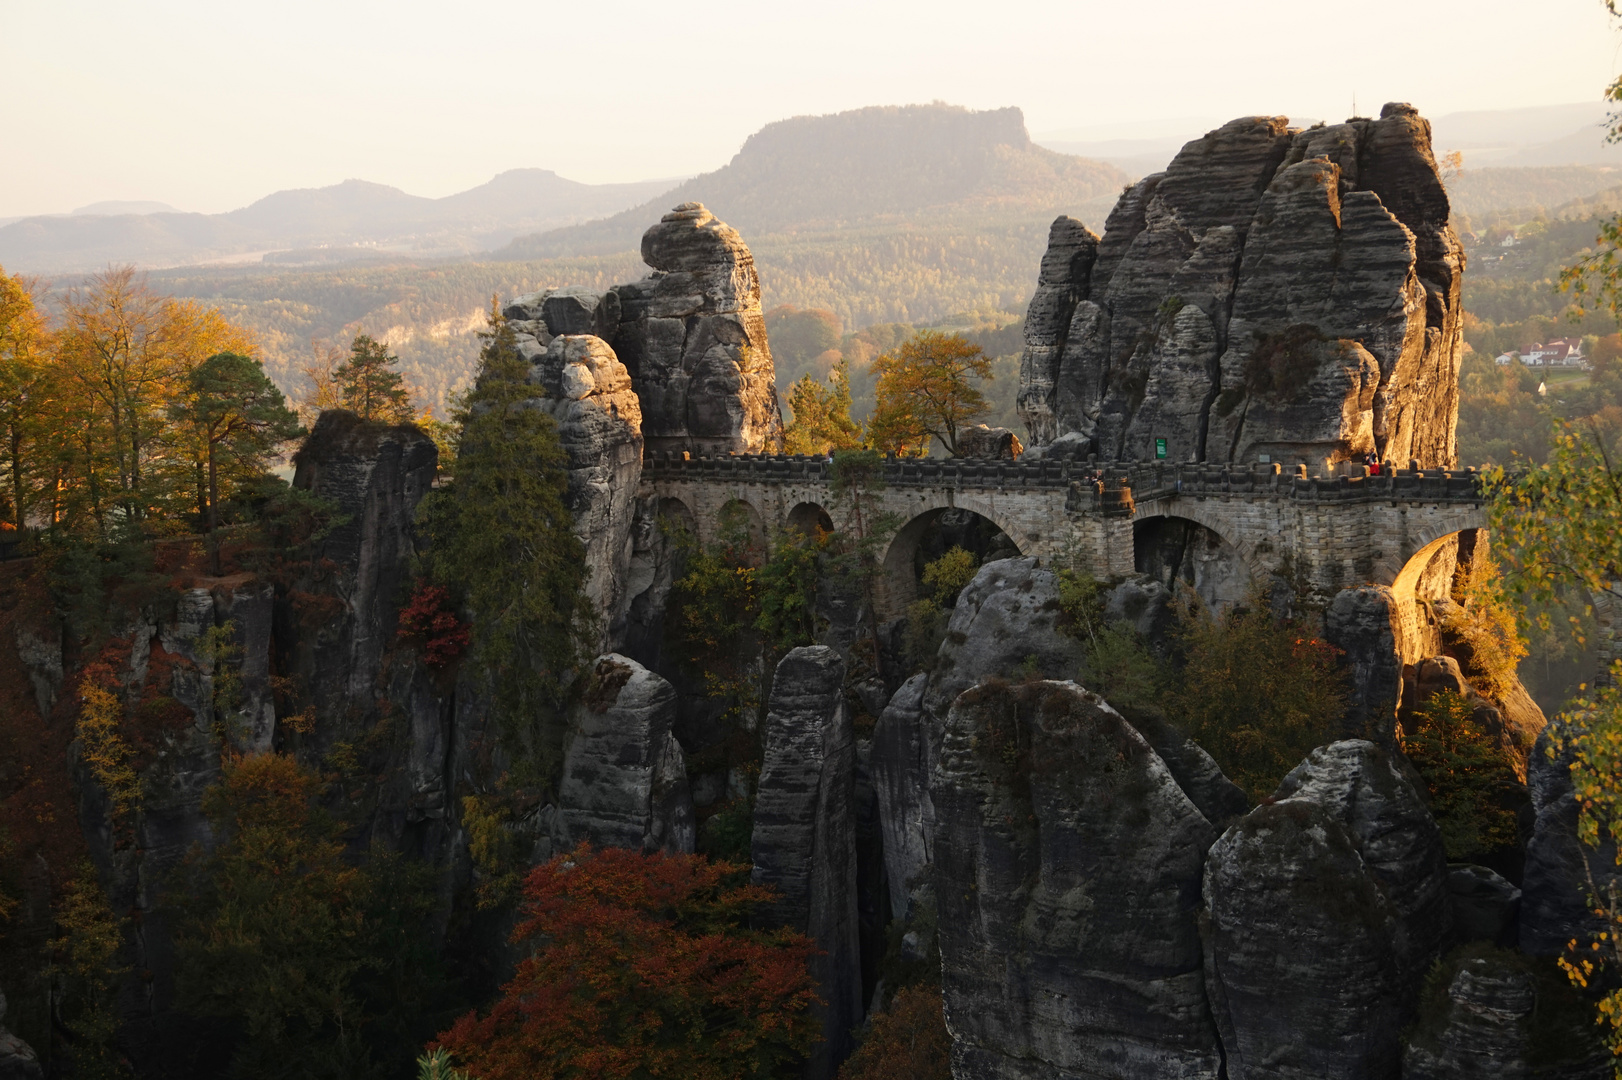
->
783;357;864;455
416;302;593;772
334;334;414;424
170;352;303;541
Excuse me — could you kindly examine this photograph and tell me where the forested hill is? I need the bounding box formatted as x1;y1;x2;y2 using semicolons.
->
496;104;1129;259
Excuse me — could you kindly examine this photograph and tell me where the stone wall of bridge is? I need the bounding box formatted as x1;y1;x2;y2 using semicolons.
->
643;452;1488;619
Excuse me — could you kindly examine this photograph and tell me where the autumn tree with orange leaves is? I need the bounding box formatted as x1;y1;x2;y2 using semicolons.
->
434;843;821;1080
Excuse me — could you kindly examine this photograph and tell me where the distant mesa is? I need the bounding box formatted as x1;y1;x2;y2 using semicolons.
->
493;103;1130;260
71;200;179;216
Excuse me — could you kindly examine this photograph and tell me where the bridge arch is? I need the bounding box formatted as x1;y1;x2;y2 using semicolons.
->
656;495;697;538
1388;527;1486;664
786;500;834;538
878;505;1022;618
1370;504;1488;588
717;497;766;565
1132;514;1256;615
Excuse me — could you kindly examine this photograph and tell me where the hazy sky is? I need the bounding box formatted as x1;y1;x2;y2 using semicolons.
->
4;0;1619;217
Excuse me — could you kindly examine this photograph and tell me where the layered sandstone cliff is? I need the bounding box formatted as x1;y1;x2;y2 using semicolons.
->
1018;103;1464;469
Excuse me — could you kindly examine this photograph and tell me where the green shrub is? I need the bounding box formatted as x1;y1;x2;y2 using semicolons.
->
921;546;977;604
1404;690;1521;860
1170;600;1347;803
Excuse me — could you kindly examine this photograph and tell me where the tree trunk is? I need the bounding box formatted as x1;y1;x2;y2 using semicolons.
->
8;423;23;531
207;440;220;575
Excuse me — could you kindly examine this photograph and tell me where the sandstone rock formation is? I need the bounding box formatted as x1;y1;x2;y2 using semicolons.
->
932;679;1223;1078
0;991;42;1080
1520;714;1620;956
1447;864;1521;945
556;654;694;855
954;424;1023;459
871;558;1087;916
614;204;782;455
871;672;931;920
1324;585;1405;743
510;203;784;457
750;646;861;1078
1017;216;1099;446
526;334;644;648
1400;954;1535;1080
1203;740;1450;1079
1018;104;1464;469
290;411;439;724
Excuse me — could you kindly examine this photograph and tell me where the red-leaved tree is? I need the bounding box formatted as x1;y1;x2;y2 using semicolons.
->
433;843;821;1080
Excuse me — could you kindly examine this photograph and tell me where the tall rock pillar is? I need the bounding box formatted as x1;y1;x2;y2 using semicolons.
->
750;646;861;1078
526;334;644;650
611;203;783;455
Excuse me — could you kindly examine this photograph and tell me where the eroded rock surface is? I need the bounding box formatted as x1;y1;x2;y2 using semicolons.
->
0;991;42;1080
1325;584;1405;743
506;203;782;458
932;679;1222;1079
955;424;1023;459
1401;954;1534;1080
556;654;694;855
290;411;438;723
612;203;783;455
750;646;861;1078
1204;740;1450;1079
1521;714;1620;956
527;334;644;648
872;558;1086;920
1017;104;1463;469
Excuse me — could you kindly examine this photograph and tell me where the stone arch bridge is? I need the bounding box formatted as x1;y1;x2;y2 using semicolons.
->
645;452;1489;658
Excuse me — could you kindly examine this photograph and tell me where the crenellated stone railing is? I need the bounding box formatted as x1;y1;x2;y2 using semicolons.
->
642;451;1491;508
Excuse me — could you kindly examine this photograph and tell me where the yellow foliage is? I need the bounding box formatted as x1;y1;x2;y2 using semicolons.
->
48;862;129;1079
76;674;140;822
462;793;524;909
1443;552;1528;701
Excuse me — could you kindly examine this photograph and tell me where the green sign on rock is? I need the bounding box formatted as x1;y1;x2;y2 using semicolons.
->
1155;437;1167;459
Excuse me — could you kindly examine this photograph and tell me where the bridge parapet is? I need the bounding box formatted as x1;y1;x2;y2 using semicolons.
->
643;452;1491;507
1122;463;1489;505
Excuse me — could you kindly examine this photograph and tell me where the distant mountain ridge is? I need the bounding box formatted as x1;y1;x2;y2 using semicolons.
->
495;103;1129;259
0;170;676;274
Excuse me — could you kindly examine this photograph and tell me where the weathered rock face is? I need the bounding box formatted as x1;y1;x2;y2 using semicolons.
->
526;334;644;649
1203;740;1450;1079
1401;954;1535;1080
954;424;1023;459
750;646;861;1079
0;991;42;1080
932;679;1222;1079
289;411;438;726
1017;216;1099;446
556;655;694;855
871;672;931;920
610;203;783;455
1447;864;1521;945
1325;584;1405;743
1018;104;1464;469
1521;714;1620;956
923;557;1086;723
505;203;783;460
871;558;1087;919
